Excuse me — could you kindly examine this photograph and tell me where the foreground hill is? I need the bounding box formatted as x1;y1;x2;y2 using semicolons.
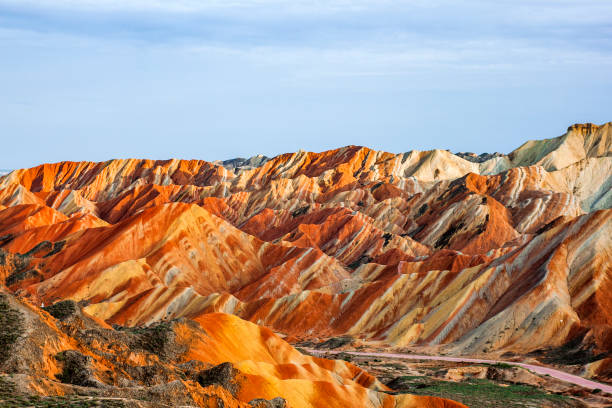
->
0;290;463;407
0;122;611;403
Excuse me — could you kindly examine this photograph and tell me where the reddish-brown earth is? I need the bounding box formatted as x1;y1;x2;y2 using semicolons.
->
1;122;611;406
1;289;467;407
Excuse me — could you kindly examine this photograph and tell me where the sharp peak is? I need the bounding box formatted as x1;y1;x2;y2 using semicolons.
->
567;122;610;132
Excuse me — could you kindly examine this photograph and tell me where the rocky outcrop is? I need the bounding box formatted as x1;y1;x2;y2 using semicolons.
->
196;362;242;397
217;155;270;172
454;152;504;163
0;291;464;407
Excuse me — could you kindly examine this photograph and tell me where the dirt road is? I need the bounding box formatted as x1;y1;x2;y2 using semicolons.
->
309;349;612;394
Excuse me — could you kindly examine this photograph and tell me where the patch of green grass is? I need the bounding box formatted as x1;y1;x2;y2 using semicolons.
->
477;362;514;369
389;377;574;408
382;362;406;370
335;352;353;362
490;362;514;369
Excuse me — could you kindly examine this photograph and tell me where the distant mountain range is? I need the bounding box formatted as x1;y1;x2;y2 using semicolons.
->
0;122;610;406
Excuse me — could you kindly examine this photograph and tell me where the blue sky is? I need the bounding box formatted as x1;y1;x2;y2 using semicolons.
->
1;1;611;168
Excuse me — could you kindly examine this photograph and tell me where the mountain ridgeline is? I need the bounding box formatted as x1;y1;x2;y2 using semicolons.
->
0;122;611;406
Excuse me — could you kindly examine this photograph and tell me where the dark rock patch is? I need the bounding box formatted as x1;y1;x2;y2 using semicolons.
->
291;206;309;217
455;152;504;163
347;255;373;270
406;224;426;239
434;222;465;249
417;203;428;217
317;336;354;350
23;241;53;257
127;321;177;360
196;362;242;397
5;268;41;287
54;350;101;388
0;234;14;247
43;240;66;258
178;359;209;379
532;331;609;366
43;300;78;321
370;182;383;192
249;396;287;408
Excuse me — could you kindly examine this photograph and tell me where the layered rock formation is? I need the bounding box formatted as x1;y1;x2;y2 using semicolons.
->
1;122;611;393
0;291;463;407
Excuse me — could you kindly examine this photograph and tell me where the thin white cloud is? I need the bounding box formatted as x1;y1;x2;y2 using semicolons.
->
0;0;406;14
0;0;609;56
1;0;611;94
2;0;611;18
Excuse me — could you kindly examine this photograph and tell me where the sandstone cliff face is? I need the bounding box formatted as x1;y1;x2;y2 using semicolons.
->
1;122;611;389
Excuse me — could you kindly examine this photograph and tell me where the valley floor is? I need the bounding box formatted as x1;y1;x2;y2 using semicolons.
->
306;347;612;407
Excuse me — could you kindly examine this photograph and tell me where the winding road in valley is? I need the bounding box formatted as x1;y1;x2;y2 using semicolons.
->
308;349;612;394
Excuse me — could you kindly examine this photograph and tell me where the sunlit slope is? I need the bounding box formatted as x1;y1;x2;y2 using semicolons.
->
0;122;610;364
0;290;465;407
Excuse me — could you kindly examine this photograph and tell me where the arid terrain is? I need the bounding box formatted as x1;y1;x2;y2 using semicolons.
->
303;345;612;407
1;122;611;407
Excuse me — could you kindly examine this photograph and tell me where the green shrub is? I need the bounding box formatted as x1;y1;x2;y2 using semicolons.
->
0;295;24;364
43;300;78;320
126;322;175;358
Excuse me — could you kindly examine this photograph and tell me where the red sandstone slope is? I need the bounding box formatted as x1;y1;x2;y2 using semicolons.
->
0;290;463;407
0;122;611;387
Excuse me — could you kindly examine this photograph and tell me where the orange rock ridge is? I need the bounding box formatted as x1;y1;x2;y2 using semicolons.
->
1;122;611;404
